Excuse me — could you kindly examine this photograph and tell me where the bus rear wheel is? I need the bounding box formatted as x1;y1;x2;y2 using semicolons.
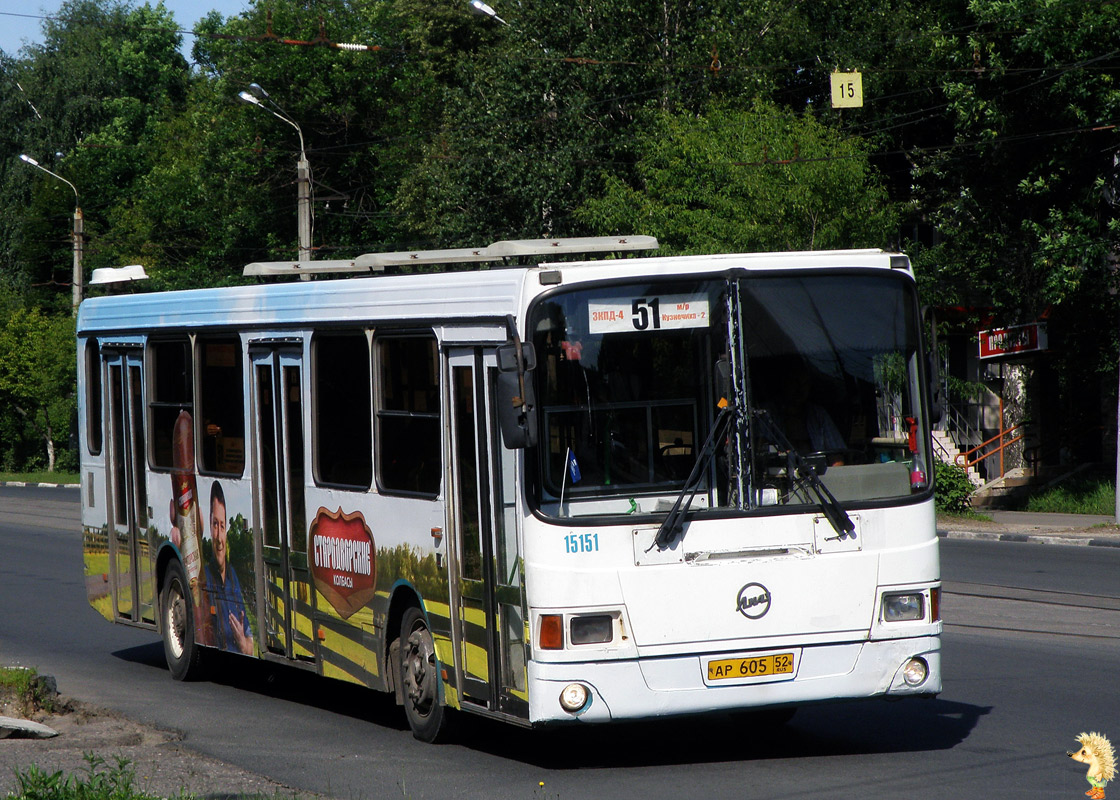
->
161;560;205;681
400;606;450;742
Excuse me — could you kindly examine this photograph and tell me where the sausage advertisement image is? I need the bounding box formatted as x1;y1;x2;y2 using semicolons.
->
172;409;213;646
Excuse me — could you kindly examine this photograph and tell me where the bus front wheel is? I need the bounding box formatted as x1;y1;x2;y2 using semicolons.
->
160;560;205;681
400;606;449;742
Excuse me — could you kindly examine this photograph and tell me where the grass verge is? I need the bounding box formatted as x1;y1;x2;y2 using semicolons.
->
0;471;78;485
0;665;56;717
937;510;992;523
1020;478;1115;515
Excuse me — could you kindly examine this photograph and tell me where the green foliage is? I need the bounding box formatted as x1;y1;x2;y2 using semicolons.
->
0;665;56;716
4;0;189;295
1021;478;1116;516
0;0;1115;471
0;470;79;484
0;308;76;472
10;753;181;800
911;0;1120;320
934;460;974;514
577;101;899;253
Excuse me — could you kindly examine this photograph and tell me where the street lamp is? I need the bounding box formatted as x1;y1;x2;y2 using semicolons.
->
18;154;83;315
238;84;313;264
467;0;507;25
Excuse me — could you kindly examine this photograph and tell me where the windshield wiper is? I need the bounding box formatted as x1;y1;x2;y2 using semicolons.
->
652;403;735;550
753;409;855;540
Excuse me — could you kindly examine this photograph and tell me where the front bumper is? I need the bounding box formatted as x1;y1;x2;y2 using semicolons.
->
528;635;941;724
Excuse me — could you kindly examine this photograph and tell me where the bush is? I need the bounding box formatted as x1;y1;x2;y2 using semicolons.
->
935;460;974;514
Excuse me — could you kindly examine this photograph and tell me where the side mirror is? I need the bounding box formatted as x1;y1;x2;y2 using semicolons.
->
497;341;536;372
715;357;732;406
496;341;537;449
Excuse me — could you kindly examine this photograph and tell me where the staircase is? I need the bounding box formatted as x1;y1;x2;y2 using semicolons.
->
931;429;984;487
969;462;1087;509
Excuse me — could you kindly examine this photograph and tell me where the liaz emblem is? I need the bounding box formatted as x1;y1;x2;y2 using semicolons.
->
736;582;771;620
310;507;377;619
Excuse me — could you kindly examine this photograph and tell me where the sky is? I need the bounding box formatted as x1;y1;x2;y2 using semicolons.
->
0;1;250;58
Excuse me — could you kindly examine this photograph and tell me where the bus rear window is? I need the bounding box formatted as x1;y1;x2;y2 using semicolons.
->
84;339;102;456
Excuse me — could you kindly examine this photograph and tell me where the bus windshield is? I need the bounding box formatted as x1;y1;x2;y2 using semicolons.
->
529;271;929;518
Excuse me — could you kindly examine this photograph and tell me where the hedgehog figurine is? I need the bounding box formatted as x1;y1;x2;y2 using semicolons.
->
1069;732;1116;799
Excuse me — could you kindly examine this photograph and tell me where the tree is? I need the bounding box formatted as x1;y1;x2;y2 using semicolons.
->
390;0;806;245
911;0;1120;318
1;0;190;303
904;0;1120;465
0;308;76;472
577;101;900;253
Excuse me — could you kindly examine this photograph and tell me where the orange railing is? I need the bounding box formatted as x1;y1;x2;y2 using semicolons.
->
955;423;1026;478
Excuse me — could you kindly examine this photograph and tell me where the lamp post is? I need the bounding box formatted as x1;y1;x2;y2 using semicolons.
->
467;0;508;24
18;154;83;315
238;84;312;265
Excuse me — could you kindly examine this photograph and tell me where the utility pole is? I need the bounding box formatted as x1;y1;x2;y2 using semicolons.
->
72;206;83;314
298;153;311;263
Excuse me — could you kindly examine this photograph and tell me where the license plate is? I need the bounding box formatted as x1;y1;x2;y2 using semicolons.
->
707;652;795;682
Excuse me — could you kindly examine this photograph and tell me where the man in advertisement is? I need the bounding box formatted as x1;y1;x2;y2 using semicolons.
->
204;481;254;655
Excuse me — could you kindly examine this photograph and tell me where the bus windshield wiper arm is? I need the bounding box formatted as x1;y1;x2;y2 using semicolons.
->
753;409;855;539
652;403;735;550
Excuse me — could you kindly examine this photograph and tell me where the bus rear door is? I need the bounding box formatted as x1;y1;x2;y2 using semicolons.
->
104;346;156;625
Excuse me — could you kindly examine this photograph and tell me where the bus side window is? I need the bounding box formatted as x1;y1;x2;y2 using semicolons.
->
375;336;440;496
313;331;372;489
149;338;193;470
85;339;102;456
197;337;245;477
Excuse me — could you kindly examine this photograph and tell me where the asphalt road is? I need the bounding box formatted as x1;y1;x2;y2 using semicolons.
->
2;485;1119;799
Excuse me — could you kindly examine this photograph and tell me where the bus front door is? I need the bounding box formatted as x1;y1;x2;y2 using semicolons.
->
448;348;529;720
251;346;315;661
104;349;156;624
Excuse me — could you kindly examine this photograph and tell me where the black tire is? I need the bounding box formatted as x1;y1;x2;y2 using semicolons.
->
160;559;206;681
400;606;450;742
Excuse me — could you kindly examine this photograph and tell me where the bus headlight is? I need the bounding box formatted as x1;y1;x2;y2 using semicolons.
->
570;614;613;645
559;683;590;712
882;592;924;622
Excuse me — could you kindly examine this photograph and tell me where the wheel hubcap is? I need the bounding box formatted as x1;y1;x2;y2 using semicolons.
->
166;583;187;659
403;623;436;718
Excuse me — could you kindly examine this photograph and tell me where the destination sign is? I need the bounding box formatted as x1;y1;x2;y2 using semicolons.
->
588;294;710;334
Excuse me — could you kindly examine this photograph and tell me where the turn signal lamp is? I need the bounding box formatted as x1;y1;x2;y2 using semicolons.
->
930;587;941;622
539;614;564;650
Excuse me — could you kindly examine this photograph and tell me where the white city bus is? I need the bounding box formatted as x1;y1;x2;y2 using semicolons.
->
77;237;941;742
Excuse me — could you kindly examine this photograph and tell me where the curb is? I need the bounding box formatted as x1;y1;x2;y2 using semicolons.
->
938;529;1120;548
0;481;79;489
